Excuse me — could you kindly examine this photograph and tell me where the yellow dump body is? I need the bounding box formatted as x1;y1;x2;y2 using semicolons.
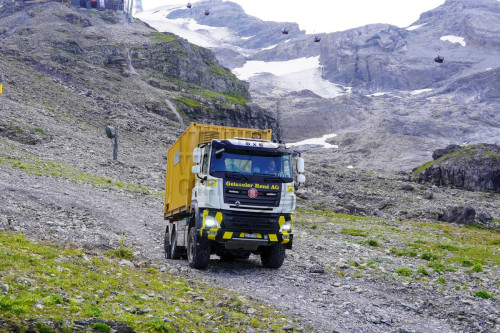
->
164;122;272;219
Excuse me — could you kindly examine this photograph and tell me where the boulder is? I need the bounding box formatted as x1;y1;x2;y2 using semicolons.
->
415;144;500;193
439;206;476;224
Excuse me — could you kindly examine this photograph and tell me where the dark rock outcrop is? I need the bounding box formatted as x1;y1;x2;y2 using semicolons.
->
432;144;462;160
439;205;476;224
415;144;500;193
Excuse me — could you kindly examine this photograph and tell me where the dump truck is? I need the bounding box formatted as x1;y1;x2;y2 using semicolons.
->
164;122;305;269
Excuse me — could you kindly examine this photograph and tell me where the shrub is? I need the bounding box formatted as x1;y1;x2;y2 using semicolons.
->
469;263;483;273
428;262;445;274
395;267;412;276
474;290;492;299
104;236;134;260
91;323;111;332
366;239;380;247
461;259;474;267
421;252;439;261
437;277;446;285
416;266;429;276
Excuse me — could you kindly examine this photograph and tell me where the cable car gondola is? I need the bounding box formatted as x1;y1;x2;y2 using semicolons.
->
313;36;321;43
434;55;444;63
187;3;192;8
204;9;210;15
282;28;288;35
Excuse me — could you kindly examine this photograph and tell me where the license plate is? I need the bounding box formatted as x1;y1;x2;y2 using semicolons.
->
245;234;257;238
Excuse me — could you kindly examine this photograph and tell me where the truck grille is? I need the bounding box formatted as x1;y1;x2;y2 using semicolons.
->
221;211;280;234
223;183;281;207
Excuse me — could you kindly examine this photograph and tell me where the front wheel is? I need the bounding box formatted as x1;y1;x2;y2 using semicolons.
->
261;244;285;268
187;228;210;269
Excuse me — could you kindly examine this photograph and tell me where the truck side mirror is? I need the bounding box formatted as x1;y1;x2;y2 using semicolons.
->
192;165;201;174
193;147;202;164
297;157;305;173
297;174;306;183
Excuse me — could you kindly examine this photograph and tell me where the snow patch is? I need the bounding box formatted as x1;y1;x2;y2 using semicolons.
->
234;57;320;80
290;133;338;149
411;88;433;95
406;24;425;31
136;8;235;48
440;35;466;46
261;44;278;51
367;92;388;97
233;57;344;98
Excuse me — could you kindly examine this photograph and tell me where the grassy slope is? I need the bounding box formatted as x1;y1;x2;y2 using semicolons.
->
296;208;499;294
0;232;291;332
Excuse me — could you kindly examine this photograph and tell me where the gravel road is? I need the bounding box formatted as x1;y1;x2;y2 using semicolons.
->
1;164;498;333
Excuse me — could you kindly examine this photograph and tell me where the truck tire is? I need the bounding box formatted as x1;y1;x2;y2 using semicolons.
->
187;228;210;269
260;244;285;268
170;229;182;260
164;228;172;259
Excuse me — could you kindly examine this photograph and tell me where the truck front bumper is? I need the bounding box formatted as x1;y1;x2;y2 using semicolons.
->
199;209;293;249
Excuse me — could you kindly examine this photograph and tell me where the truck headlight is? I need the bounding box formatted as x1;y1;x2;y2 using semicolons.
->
280;219;292;232
204;215;220;228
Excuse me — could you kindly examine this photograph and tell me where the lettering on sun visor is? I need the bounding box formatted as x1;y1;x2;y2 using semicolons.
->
225;181;280;190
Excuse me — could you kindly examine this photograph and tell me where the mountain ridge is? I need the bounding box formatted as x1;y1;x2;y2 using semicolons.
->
137;0;500;171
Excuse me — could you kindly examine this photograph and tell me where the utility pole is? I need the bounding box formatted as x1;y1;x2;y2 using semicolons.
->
105;124;119;160
276;101;282;142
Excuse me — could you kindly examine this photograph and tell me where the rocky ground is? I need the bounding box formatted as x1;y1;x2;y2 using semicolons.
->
1;2;499;332
1;132;499;332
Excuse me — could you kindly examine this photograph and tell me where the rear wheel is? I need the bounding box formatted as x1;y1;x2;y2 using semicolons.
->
187;228;210;269
261;244;285;268
170;229;182;260
164;228;172;259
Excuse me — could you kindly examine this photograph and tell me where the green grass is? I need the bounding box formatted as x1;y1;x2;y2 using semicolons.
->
0;232;292;332
174;96;202;108
210;64;233;77
0;154;156;195
149;31;180;44
395;267;412;276
474;290;493;299
341;228;368;237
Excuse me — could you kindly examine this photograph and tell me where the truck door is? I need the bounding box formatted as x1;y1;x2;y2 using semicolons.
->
196;146;210;202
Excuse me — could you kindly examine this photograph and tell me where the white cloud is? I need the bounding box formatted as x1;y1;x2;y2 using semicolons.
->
142;0;446;34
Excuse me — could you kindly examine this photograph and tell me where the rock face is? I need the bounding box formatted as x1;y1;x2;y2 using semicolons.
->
0;1;274;132
141;0;500;171
432;144;462;160
414;144;500;193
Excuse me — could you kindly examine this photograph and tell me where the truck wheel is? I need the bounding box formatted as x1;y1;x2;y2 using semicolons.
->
164;229;172;259
187;228;210;269
261;244;285;268
170;229;182;260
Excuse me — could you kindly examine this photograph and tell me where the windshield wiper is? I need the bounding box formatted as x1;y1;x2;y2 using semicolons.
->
264;176;286;183
224;171;248;180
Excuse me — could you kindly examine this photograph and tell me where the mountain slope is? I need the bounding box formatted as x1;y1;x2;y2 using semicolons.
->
137;0;500;171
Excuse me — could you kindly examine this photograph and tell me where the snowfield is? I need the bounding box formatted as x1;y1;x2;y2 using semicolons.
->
440;35;466;46
234;57;344;99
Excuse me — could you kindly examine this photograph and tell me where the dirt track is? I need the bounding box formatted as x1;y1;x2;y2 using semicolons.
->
1;165;498;333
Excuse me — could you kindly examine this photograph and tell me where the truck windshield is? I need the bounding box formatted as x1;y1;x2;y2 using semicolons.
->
210;148;293;179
